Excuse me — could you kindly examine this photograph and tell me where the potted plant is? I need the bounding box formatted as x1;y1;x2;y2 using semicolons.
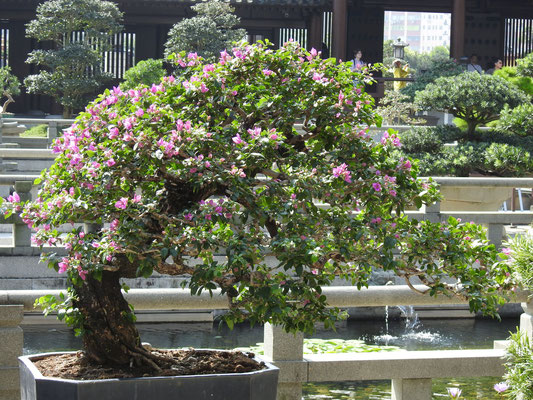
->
0;66;21;117
397;72;532;211
8;41;513;399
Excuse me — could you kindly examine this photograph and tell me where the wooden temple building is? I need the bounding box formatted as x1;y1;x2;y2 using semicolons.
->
0;0;532;114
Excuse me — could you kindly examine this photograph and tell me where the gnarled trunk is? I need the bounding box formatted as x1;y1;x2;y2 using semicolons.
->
73;270;144;366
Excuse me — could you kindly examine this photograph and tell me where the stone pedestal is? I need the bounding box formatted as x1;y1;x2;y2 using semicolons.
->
0;305;23;400
263;323;304;400
391;378;432;400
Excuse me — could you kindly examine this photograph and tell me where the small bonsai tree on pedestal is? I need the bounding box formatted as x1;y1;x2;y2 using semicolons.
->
415;72;528;136
11;42;512;371
0;66;21;114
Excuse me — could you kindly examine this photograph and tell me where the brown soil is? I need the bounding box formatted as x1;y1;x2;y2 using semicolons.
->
33;349;266;380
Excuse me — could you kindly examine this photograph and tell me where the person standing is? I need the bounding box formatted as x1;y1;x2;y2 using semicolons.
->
467;54;483;74
392;59;410;91
351;49;365;71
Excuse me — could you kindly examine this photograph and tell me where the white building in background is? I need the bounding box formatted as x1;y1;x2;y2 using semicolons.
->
384;11;451;53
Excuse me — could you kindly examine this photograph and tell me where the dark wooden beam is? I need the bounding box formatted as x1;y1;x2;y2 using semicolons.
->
451;0;466;59
332;0;348;60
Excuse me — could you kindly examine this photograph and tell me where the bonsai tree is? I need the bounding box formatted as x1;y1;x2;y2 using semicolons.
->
164;0;246;62
516;51;533;78
24;0;123;118
496;103;533;137
12;42;512;371
415;72;529;136
121;58;166;91
494;66;533;96
396;126;533;177
0;66;21;114
400;57;463;101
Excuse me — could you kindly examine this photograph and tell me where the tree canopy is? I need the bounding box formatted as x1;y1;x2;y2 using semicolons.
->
24;0;123;117
164;0;246;62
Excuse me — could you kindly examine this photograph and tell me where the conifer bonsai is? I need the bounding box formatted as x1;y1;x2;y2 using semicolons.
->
10;42;512;370
0;66;21;114
415;72;528;136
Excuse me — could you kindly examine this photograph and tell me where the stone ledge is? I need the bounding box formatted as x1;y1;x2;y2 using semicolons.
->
305;349;506;381
262;349;507;384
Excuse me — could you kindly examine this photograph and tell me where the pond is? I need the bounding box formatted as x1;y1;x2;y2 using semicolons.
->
23;316;518;400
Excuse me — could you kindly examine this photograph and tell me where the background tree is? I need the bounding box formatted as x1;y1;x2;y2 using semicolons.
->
121;58;166;91
516;51;533;78
0;66;21;114
164;0;246;62
415;72;528;135
24;0;123;118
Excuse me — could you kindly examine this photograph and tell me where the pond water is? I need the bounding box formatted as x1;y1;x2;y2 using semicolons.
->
23;316;519;400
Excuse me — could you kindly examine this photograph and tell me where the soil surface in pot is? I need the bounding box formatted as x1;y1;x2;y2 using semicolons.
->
33;349;265;380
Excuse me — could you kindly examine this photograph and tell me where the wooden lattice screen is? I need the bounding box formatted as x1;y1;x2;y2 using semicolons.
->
504;18;533;65
104;32;136;79
279;28;308;49
322;11;332;55
0;26;8;67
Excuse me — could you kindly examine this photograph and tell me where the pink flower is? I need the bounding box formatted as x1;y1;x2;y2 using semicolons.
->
106;159;116;167
270;134;278;140
200;83;209;93
501;247;512;255
248;127;261;138
389;190;397;197
332;163;352;183
372;182;382;192
184;213;193;221
493;382;509;393
115;198;128;209
232;134;246;146
132;194;142;203
58;262;69;274
447;388;462;399
110;219;119;231
7;192;20;203
135;108;144;117
78;268;88;281
262;69;273;76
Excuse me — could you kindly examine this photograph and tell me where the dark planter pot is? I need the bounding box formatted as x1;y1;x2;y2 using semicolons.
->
20;352;279;400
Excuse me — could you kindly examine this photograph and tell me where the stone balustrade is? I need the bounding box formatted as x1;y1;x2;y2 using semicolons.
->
0;286;531;400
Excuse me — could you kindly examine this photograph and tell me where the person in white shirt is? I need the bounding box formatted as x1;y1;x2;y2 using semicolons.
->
467;54;483;74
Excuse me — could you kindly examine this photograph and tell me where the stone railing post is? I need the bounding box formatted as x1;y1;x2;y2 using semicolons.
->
13;181;33;248
488;223;505;249
263;323;305;400
520;300;533;342
47;121;58;147
0;305;23;400
391;378;432;400
423;200;441;223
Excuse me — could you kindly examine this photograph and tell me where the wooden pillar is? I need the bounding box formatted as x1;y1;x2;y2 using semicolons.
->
7;21;33;114
132;25;160;62
332;0;347;61
451;0;466;59
308;12;322;52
